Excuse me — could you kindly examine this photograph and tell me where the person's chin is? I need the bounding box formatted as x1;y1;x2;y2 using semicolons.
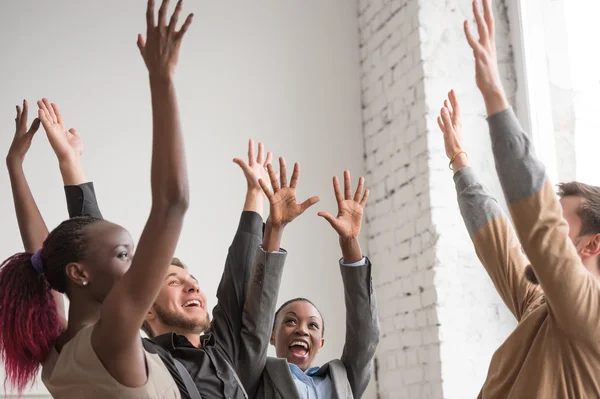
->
287;351;311;370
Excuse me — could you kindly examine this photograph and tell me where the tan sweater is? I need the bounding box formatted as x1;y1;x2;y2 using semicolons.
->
454;108;600;398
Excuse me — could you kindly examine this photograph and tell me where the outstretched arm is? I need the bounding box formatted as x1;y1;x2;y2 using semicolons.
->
208;139;273;362
37;99;104;219
6;101;68;329
437;90;542;320
466;0;600;339
88;0;192;387
319;171;379;398
238;158;319;396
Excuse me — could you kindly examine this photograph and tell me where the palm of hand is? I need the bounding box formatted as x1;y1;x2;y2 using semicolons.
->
269;188;301;225
333;201;363;238
47;122;82;159
248;163;270;193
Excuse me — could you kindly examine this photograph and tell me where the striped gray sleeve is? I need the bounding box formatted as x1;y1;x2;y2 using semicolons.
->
487;108;547;205
454;166;504;238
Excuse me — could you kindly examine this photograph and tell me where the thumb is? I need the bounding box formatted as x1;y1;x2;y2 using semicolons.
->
68;128;79;137
317;211;337;227
233;158;253;176
300;196;320;213
28;118;41;136
137;34;146;53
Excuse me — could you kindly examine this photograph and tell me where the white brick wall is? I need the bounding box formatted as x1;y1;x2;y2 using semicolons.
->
358;1;519;397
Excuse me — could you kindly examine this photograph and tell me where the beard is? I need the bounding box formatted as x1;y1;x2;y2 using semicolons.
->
153;303;211;334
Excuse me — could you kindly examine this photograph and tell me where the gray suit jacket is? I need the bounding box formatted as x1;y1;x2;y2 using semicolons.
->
239;257;380;399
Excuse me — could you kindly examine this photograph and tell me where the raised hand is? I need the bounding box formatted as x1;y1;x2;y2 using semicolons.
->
464;0;508;115
7;100;40;166
259;158;319;227
37;99;82;165
437;90;469;172
318;171;368;241
233;139;274;196
137;0;193;78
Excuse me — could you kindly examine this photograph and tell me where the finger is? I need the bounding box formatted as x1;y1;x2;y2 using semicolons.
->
232;157;253;176
317;211;337;227
482;0;495;40
258;178;274;200
354;176;365;202
267;163;280;192
42;98;57;123
146;0;156;27
300;196;320;213
68;128;80;137
51;103;64;125
437;115;445;133
444;99;452;115
169;0;182;32
264;151;273;167
137;34;146;53
473;0;489;45
344;170;352;200
36;101;51;123
449;89;460;125
247;138;255;166
20;100;29;132
279;157;288;188
333;175;344;204
158;0;169;27
15;105;22;128
257;142;264;165
289;162;300;189
359;189;370;207
441;108;454;136
28;118;41;136
464;21;482;53
177;13;193;37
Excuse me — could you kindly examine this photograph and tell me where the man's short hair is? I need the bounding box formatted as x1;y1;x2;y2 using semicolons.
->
558;182;600;236
141;257;186;339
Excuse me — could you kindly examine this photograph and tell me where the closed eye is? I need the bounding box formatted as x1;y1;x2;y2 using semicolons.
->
168;279;181;286
309;322;319;329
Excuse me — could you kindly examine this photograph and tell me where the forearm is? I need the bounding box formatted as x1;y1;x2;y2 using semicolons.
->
263;219;285;252
454;166;536;319
339;261;380;398
7;159;49;253
339;237;362;264
239;246;287;396
58;158;86;186
243;188;265;217
149;77;189;208
482;87;510;117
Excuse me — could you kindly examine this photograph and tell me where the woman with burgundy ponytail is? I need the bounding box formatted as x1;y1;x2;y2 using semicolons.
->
0;1;193;397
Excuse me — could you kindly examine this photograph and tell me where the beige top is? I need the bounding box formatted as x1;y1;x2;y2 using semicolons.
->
455;108;600;398
42;324;181;399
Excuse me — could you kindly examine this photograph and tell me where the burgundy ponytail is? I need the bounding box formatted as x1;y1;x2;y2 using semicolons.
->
0;252;60;393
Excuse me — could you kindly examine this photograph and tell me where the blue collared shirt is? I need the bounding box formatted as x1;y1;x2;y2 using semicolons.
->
288;364;332;399
288;256;367;398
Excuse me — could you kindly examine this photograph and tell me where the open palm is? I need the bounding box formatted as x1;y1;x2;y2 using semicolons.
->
233;138;273;195
37;99;82;163
259;157;319;226
318;171;369;240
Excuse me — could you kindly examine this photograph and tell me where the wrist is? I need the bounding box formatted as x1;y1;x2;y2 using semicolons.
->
339;236;362;263
6;155;23;169
149;73;175;87
59;160;87;186
482;88;509;116
450;152;469;172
